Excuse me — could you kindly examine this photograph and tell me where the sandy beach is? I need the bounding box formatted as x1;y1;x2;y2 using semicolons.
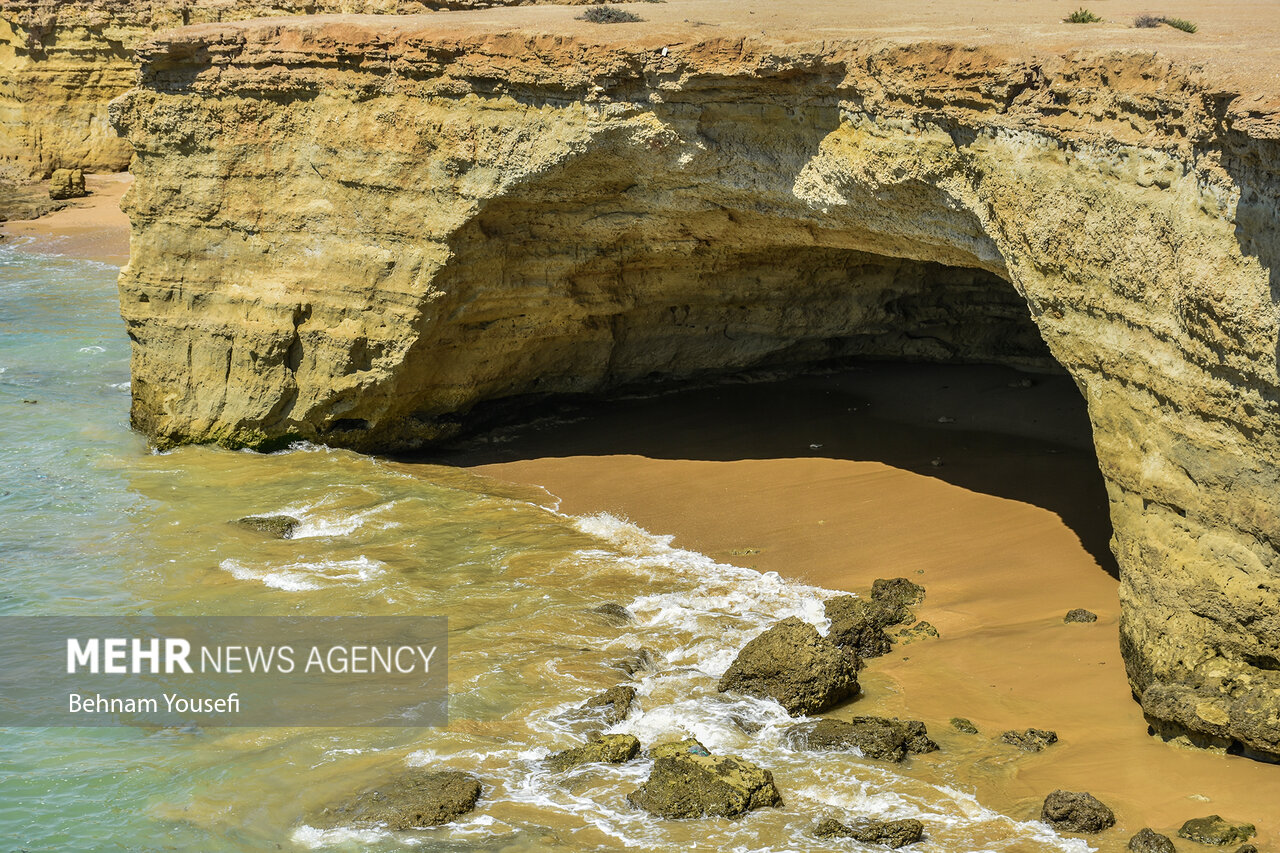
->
0;173;131;266
458;365;1277;848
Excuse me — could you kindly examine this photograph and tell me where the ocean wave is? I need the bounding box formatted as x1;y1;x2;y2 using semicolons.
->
218;555;386;592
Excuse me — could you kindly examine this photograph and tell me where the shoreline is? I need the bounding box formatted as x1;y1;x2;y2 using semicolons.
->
0;173;132;266
455;365;1276;849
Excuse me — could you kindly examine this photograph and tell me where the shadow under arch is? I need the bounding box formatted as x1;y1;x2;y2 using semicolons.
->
385;101;1118;579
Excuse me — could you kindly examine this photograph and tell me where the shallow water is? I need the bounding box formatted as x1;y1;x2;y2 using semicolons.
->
0;246;1110;852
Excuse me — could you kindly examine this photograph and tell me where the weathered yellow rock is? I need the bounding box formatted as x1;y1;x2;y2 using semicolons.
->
111;19;1280;758
0;0;528;177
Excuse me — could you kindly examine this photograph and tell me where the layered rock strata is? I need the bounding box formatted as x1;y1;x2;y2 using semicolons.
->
0;0;527;177
111;18;1280;758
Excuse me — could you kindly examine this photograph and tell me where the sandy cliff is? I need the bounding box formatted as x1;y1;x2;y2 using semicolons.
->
0;0;532;177
110;10;1280;758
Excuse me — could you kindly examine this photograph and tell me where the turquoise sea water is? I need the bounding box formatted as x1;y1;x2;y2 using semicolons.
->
0;245;1096;852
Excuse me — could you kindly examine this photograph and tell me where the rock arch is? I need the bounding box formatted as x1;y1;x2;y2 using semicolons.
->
114;27;1280;756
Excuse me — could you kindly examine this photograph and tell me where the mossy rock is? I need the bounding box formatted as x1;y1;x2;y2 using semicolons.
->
1000;728;1058;752
546;733;640;772
645;738;710;760
815;816;925;847
627;751;781;819
234;514;300;538
717;616;859;715
825;595;893;659
312;769;481;830
1178;815;1256;846
582;684;636;725
1041;790;1116;833
786;716;938;762
1129;828;1176;853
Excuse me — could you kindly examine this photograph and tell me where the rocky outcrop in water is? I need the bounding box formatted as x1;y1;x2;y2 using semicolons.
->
1000;728;1058;752
109;15;1280;758
814;816;925;848
717;617;859;715
1129;828;1176;853
312;769;482;829
786;716;938;762
1041;790;1116;834
546;733;640;771
1178;815;1257;846
627;750;782;819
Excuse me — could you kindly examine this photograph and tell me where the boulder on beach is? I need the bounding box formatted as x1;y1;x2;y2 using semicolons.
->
49;168;87;200
582;685;636;725
627;750;782;819
234;514;300;538
825;595;893;659
546;733;640;771
717;617;859;715
1064;608;1098;623
1000;728;1058;752
950;717;979;734
1041;790;1116;833
872;577;926;608
1177;815;1256;846
814;816;925;847
1128;827;1176;853
312;769;482;830
786;716;938;762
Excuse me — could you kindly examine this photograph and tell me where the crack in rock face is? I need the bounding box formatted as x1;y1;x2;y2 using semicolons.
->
89;17;1280;758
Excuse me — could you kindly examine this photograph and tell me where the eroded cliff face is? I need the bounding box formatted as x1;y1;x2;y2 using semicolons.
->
111;19;1280;757
0;1;524;177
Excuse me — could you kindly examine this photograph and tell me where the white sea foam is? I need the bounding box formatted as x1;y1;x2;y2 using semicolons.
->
219;555;385;591
77;345;106;353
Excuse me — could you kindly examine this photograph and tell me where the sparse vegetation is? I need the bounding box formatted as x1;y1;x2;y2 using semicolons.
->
1162;16;1197;32
1134;13;1162;28
578;5;642;23
1065;8;1103;23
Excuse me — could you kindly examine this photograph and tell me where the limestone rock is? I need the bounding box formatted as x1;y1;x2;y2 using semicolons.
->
546;733;640;771
233;514;300;538
786;716;938;762
47;168;85;199
627;751;782;819
1064;608;1099;623
1000;728;1058;752
825;595;893;659
1041;790;1116;833
1177;815;1257;846
312;769;481;830
107;15;1280;758
581;685;636;725
1129;828;1176;853
814;816;925;847
717;617;859;715
950;717;979;734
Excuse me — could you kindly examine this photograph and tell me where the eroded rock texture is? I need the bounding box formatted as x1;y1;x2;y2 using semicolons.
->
111;19;1280;757
0;1;523;177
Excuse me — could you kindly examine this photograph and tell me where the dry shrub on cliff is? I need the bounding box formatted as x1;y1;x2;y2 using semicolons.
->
1134;13;1162;27
1065;8;1102;22
578;5;642;22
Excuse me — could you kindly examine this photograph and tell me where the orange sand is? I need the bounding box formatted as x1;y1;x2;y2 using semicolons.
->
469;370;1277;849
1;173;131;266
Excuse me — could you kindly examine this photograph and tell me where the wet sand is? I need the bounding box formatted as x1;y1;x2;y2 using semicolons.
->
461;364;1276;849
0;173;131;266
